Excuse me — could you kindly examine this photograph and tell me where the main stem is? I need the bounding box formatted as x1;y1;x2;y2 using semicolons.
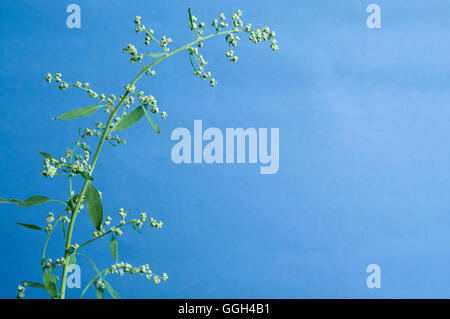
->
58;29;240;298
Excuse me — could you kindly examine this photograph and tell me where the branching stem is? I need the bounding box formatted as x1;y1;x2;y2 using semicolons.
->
58;28;242;298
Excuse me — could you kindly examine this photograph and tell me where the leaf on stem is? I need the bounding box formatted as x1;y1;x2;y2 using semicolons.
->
132;224;143;234
110;236;119;261
112;106;145;132
0;196;51;207
79;171;94;181
52;105;104;120
23;281;46;289
16;222;42;231
43;272;58;299
38;152;57;162
188;7;194;30
62;222;66;238
142;106;161;134
145;52;165;58
68;253;77;266
104;280;120;299
96;286;104;299
188;52;198;72
85;182;103;231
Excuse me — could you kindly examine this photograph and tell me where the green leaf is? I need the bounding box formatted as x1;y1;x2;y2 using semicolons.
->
142;106;161;134
96;286;104;299
38;152;57;162
0;196;51;207
52;105;104;120
188;52;198;72
85;182;103;230
67;253;77;266
112;106;145;132
22;281;45;289
132;224;143;234
145;52;165;58
19;196;51;207
79;171;94;181
16;222;42;231
104;280;120;299
188;7;194;29
43;272;58;299
110;236;118;261
62;222;66;238
0;198;21;205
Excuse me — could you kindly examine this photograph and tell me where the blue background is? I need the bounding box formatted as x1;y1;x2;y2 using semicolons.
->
1;0;450;298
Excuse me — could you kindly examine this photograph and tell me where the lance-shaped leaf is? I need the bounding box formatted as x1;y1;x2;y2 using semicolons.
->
79;171;94;181
110;236;118;261
85;182;103;230
52;105;104;120
23;281;45;289
112;106;145;132
188;7;194;30
145;52;165;58
96;286;104;299
104;280;120;299
0;198;21;205
132;224;143;234
67;253;77;266
0;196;51;207
142;106;161;134
38;152;57;162
43;272;58;299
16;222;42;231
19;196;51;207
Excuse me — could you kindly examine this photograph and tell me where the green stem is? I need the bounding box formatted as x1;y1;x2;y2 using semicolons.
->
58;29;241;298
79;269;109;299
48;200;70;209
75;221;134;250
41;212;65;267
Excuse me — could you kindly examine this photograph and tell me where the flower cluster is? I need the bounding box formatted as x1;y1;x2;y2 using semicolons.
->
144;29;155;45
93;225;109;238
92;208;164;240
248;26;278;51
16;285;25;299
184;9;279;87
71;149;91;174
226;49;238;63
42;158;61;178
46;74;119;110
95;278;106;289
123;43;143;63
43;256;65;270
211;12;229;32
188;47;216;87
55;257;66;266
134;90;168;119
45;212;54;232
160;35;173;51
189;13;207;37
108;262;168;284
225;33;240;47
149;216;163;229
